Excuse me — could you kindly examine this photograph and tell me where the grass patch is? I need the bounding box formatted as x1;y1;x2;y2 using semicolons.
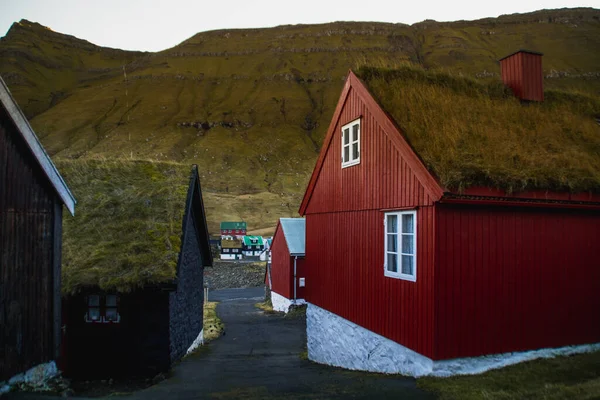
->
203;301;224;342
299;350;308;361
357;65;600;193
57;159;193;293
285;304;307;319
417;351;600;400
255;298;276;314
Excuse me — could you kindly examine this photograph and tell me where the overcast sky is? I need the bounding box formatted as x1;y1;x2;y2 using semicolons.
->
1;0;597;52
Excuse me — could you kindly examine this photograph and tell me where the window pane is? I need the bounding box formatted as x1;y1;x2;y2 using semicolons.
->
387;234;397;252
352;123;359;142
344;128;350;144
352;143;359;160
402;214;414;233
106;295;117;307
386;215;397;233
401;255;414;275
387;253;398;272
88;308;100;322
344;146;349;163
88;295;100;307
402;235;414;254
105;309;119;322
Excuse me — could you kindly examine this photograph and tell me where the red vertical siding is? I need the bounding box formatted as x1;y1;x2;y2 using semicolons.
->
522;52;544;102
305;87;435;213
295;258;306;300
270;226;293;299
435;204;600;360
304;85;437;358
500;51;543;102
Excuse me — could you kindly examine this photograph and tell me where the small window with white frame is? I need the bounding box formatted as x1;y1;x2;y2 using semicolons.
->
384;210;417;281
85;294;121;323
341;119;360;167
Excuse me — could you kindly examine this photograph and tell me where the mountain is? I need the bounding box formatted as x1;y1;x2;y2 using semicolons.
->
1;9;599;234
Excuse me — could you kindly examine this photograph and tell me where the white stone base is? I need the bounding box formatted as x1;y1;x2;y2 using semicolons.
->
271;291;306;313
307;303;600;377
0;361;60;393
185;328;204;355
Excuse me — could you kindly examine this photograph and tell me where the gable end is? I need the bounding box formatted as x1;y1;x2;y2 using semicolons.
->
299;71;443;215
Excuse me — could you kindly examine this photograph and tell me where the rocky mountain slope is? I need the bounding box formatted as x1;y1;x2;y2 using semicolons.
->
1;8;599;233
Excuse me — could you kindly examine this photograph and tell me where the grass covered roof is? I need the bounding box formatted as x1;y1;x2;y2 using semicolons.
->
355;66;600;193
57;159;195;294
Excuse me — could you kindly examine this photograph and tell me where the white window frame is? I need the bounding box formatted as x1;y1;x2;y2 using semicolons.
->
341;118;361;168
384;210;417;282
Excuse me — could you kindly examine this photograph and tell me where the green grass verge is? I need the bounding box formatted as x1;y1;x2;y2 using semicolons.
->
417;351;600;400
255;298;276;314
203;301;224;342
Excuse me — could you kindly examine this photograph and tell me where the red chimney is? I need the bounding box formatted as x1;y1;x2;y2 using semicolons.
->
499;50;544;102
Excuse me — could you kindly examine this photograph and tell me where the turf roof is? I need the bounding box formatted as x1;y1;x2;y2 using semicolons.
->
57;159;195;294
355;66;600;194
221;239;242;249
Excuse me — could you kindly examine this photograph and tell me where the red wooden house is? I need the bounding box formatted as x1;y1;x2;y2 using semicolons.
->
267;218;306;312
300;51;600;377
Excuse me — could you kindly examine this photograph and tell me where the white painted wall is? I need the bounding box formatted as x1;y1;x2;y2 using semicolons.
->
307;303;600;377
185;329;204;355
271;291;305;313
271;291;293;313
0;361;60;394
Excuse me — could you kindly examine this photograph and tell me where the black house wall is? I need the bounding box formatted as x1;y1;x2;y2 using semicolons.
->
0;110;61;380
169;210;204;362
63;290;170;379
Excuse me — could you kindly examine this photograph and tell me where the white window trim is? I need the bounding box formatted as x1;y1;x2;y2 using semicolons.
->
384;210;417;282
341;118;361;168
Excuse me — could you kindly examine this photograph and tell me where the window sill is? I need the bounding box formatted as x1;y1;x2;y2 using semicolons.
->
342;159;360;169
384;271;416;282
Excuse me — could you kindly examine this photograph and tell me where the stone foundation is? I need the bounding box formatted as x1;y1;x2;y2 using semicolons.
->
271;291;305;313
307;303;600;377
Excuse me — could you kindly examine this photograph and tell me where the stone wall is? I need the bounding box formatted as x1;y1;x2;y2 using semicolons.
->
307;303;433;376
271;291;305;313
169;213;204;362
307;303;600;377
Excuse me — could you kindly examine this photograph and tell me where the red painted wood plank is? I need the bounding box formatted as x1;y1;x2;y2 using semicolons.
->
435;204;600;359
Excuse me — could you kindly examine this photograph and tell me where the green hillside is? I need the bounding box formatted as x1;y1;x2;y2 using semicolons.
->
1;8;599;234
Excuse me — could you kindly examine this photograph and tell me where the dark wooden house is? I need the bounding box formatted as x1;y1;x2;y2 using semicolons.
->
299;53;600;376
59;160;212;378
220;238;243;260
0;78;76;381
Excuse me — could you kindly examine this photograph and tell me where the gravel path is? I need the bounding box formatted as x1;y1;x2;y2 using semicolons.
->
204;261;266;290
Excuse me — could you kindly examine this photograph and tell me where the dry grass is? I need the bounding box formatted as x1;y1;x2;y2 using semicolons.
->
357;66;600;193
255;300;276;314
417;351;600;400
203;301;224;342
57;159;192;293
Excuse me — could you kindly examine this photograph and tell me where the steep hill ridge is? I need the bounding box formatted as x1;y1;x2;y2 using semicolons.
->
1;8;599;233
